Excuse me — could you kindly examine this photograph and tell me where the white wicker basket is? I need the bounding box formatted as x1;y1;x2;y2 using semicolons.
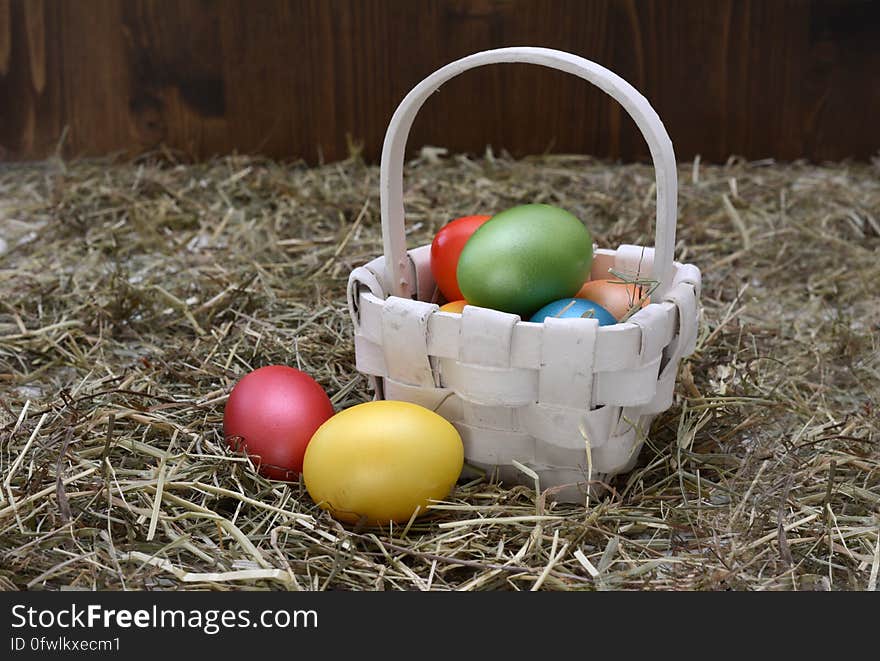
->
346;47;701;502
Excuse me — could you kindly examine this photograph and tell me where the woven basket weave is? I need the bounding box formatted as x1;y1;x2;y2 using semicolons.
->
346;47;701;502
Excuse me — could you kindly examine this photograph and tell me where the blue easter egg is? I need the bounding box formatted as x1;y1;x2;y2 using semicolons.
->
529;298;617;326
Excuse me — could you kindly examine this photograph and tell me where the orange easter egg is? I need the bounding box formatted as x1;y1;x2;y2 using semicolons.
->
439;300;467;313
575;280;648;320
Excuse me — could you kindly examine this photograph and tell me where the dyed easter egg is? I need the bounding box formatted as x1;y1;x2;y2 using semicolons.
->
430;215;492;301
439;300;467;313
224;365;334;480
576;279;649;320
303;401;464;526
529;298;617;326
456;204;593;317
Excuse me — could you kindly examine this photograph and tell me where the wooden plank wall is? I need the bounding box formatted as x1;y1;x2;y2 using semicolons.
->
1;0;878;163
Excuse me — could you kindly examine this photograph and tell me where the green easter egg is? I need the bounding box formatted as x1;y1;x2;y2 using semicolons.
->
456;204;593;317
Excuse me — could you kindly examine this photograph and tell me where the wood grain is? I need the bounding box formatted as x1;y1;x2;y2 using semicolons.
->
0;0;878;163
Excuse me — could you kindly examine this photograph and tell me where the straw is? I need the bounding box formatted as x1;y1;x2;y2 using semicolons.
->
1;149;877;590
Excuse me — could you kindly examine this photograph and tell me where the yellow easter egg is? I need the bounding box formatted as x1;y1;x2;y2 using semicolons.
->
303;401;463;526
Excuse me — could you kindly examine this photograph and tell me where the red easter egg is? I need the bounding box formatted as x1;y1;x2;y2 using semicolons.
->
224;365;334;480
430;214;491;301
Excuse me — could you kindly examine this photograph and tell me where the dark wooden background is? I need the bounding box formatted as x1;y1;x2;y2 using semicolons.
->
1;0;878;164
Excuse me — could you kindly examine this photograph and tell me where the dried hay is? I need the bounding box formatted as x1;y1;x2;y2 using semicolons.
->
0;148;878;591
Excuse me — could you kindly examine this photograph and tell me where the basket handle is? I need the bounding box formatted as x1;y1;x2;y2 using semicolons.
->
380;46;677;302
